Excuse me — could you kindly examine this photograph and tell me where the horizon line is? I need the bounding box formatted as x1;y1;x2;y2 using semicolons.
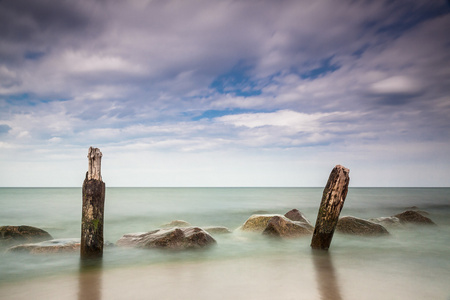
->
0;186;448;189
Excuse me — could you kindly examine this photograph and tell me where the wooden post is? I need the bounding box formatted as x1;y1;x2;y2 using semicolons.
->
311;165;350;250
81;147;105;259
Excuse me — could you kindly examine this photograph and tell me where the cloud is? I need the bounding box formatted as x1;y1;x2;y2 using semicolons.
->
216;110;327;130
0;0;449;186
369;76;422;96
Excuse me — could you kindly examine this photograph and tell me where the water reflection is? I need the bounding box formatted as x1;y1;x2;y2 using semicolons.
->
78;258;103;300
312;251;342;300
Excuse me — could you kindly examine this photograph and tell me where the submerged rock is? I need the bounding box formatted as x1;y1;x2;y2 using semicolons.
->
203;226;232;234
0;225;53;246
393;211;436;225
336;216;389;236
116;227;216;250
262;216;313;238
160;220;191;228
240;215;283;232
7;238;80;254
284;209;314;230
369;217;402;227
405;206;430;215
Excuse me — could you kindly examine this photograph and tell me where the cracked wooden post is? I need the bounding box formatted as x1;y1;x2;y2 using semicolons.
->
311;165;350;250
81;147;105;259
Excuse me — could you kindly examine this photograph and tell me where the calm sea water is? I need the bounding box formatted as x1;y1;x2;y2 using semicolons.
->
1;187;449;299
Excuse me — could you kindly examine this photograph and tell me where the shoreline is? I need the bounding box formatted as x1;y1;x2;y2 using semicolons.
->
1;252;449;300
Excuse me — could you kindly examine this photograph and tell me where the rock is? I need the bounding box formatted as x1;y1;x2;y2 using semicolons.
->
393;211;436;225
0;225;53;246
336;216;389;236
405;206;430;216
116;227;216;250
160;220;191;228
240;215;283;232
262;216;313;238
7;238;80;254
369;217;402;227
284;209;314;230
203;226;232;234
104;241;116;247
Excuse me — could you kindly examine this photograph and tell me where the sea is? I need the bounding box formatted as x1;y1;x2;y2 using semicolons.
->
0;187;449;300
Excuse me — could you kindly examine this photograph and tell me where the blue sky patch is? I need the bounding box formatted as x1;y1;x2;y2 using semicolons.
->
0;124;12;135
192;108;269;121
300;57;340;80
24;51;46;60
210;63;262;97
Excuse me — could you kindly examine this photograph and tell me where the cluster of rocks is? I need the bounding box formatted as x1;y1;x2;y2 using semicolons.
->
0;221;229;253
336;210;435;236
1;208;436;254
239;208;436;238
240;209;314;238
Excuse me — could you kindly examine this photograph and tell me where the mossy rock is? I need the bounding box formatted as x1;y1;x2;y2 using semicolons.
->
336;216;389;236
393;211;436;225
0;225;53;246
263;216;313;238
240;215;283;232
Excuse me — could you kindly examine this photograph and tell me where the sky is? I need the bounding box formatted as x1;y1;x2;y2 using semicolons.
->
0;0;449;187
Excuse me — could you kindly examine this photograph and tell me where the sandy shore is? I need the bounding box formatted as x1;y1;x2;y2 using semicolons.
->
1;252;448;300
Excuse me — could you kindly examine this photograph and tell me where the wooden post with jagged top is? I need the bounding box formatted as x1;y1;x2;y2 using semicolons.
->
311;165;350;250
81;147;105;259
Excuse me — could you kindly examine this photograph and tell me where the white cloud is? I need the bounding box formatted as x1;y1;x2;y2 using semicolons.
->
216;110;326;130
369;76;422;95
61;51;145;74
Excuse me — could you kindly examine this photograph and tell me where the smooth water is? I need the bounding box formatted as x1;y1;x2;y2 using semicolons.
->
1;187;449;299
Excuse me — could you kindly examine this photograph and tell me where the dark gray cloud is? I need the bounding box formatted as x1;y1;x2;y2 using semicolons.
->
1;0;448;103
0;0;103;64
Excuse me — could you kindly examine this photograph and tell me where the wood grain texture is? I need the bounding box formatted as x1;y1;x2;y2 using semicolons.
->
311;165;350;250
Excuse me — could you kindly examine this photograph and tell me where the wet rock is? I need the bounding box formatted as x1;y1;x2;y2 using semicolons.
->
160;220;191;228
262;216;313;238
116;227;216;250
405;206;430;216
284;209;314;230
336;216;389;236
7;238;80;254
240;215;283;232
203;226;232;234
104;241;116;247
369;217;402;227
393;211;436;225
0;225;53;246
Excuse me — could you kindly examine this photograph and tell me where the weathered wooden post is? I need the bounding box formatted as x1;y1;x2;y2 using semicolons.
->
81;147;105;259
311;165;350;250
